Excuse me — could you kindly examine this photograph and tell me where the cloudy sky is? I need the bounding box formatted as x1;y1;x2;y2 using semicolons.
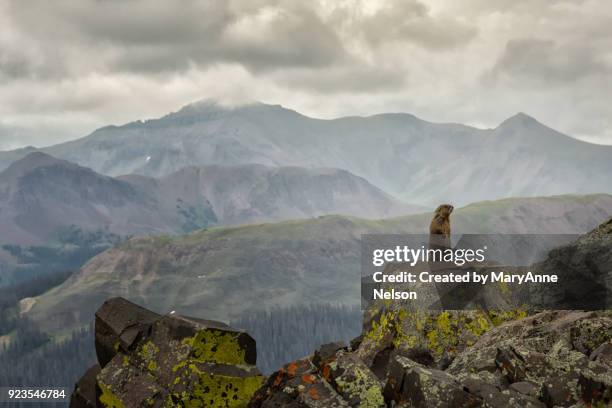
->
0;0;611;150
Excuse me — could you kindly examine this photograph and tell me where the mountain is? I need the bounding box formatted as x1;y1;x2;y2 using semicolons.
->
0;152;419;246
2;102;611;206
26;194;612;332
0;152;166;245
121;163;424;229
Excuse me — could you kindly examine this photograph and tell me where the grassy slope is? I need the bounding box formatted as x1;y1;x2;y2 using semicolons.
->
29;194;612;333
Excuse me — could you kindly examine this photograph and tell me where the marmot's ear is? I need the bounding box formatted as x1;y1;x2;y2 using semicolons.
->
434;205;443;213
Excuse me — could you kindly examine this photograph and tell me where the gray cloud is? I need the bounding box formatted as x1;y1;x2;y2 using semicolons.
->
0;0;611;148
339;1;477;50
3;0;347;78
487;38;611;84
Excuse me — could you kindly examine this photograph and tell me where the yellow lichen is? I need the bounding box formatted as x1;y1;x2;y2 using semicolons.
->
183;330;247;365
136;341;160;373
335;365;384;407
170;363;263;408
99;382;125;408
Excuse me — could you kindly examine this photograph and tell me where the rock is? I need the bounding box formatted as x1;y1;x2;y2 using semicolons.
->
253;342;385;407
312;342;346;369
349;335;363;352
320;350;385;407
94;297;161;367
578;362;612;405
384;355;482;407
249;358;350;407
69;364;101;408
590;341;612;368
369;346;394;380
383;355;422;403
72;297;263;407
540;372;580;407
570;317;612;356
462;375;544;407
509;381;539;397
495;346;527;383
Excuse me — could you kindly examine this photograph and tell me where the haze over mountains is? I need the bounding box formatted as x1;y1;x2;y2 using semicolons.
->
1;101;612;206
0;152;419;245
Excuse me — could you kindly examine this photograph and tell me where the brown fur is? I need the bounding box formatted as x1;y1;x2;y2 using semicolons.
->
429;204;453;248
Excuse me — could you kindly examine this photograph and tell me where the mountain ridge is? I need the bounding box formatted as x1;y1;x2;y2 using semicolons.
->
1;102;611;206
0;152;421;245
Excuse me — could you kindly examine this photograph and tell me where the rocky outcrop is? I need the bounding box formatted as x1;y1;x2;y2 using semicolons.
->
72;218;612;407
70;297;264;407
249;218;612;407
249;309;611;408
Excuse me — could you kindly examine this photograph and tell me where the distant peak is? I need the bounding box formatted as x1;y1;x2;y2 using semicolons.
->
14;151;61;165
497;112;540;128
1;152;78;179
169;99;297;118
177;99;264;113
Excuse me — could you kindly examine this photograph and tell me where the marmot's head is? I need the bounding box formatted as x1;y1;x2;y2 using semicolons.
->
434;204;454;219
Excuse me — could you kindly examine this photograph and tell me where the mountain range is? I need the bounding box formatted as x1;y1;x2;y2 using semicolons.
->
0;152;421;246
1;101;612;206
27;193;612;333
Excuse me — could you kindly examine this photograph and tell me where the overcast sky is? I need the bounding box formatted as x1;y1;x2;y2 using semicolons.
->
0;0;611;150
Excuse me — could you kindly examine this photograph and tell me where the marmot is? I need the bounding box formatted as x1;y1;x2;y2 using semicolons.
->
429;204;453;249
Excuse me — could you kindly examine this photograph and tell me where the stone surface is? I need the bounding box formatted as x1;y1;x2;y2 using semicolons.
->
72;297;263;407
69;364;101;408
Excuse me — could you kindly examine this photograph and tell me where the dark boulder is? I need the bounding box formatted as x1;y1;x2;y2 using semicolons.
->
71;297;263;407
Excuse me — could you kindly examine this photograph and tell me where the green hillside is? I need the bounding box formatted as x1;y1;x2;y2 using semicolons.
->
28;194;612;334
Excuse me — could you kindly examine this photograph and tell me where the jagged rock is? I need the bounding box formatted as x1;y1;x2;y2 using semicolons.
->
540;372;580;407
578;362;612;405
462;375;544;407
570;317;612;356
383;355;423;403
95;297;161;367
590;341;612;368
508;381;538;397
71;297;263;407
387;362;483;407
318;350;385;407
70;364;101;408
249;358;349;407
252;342;385;408
312;342;346;369
349;335;363;352
495;346;528;383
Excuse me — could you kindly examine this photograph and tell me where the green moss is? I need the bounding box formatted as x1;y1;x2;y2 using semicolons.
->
183;330;247;365
99;382;125;408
